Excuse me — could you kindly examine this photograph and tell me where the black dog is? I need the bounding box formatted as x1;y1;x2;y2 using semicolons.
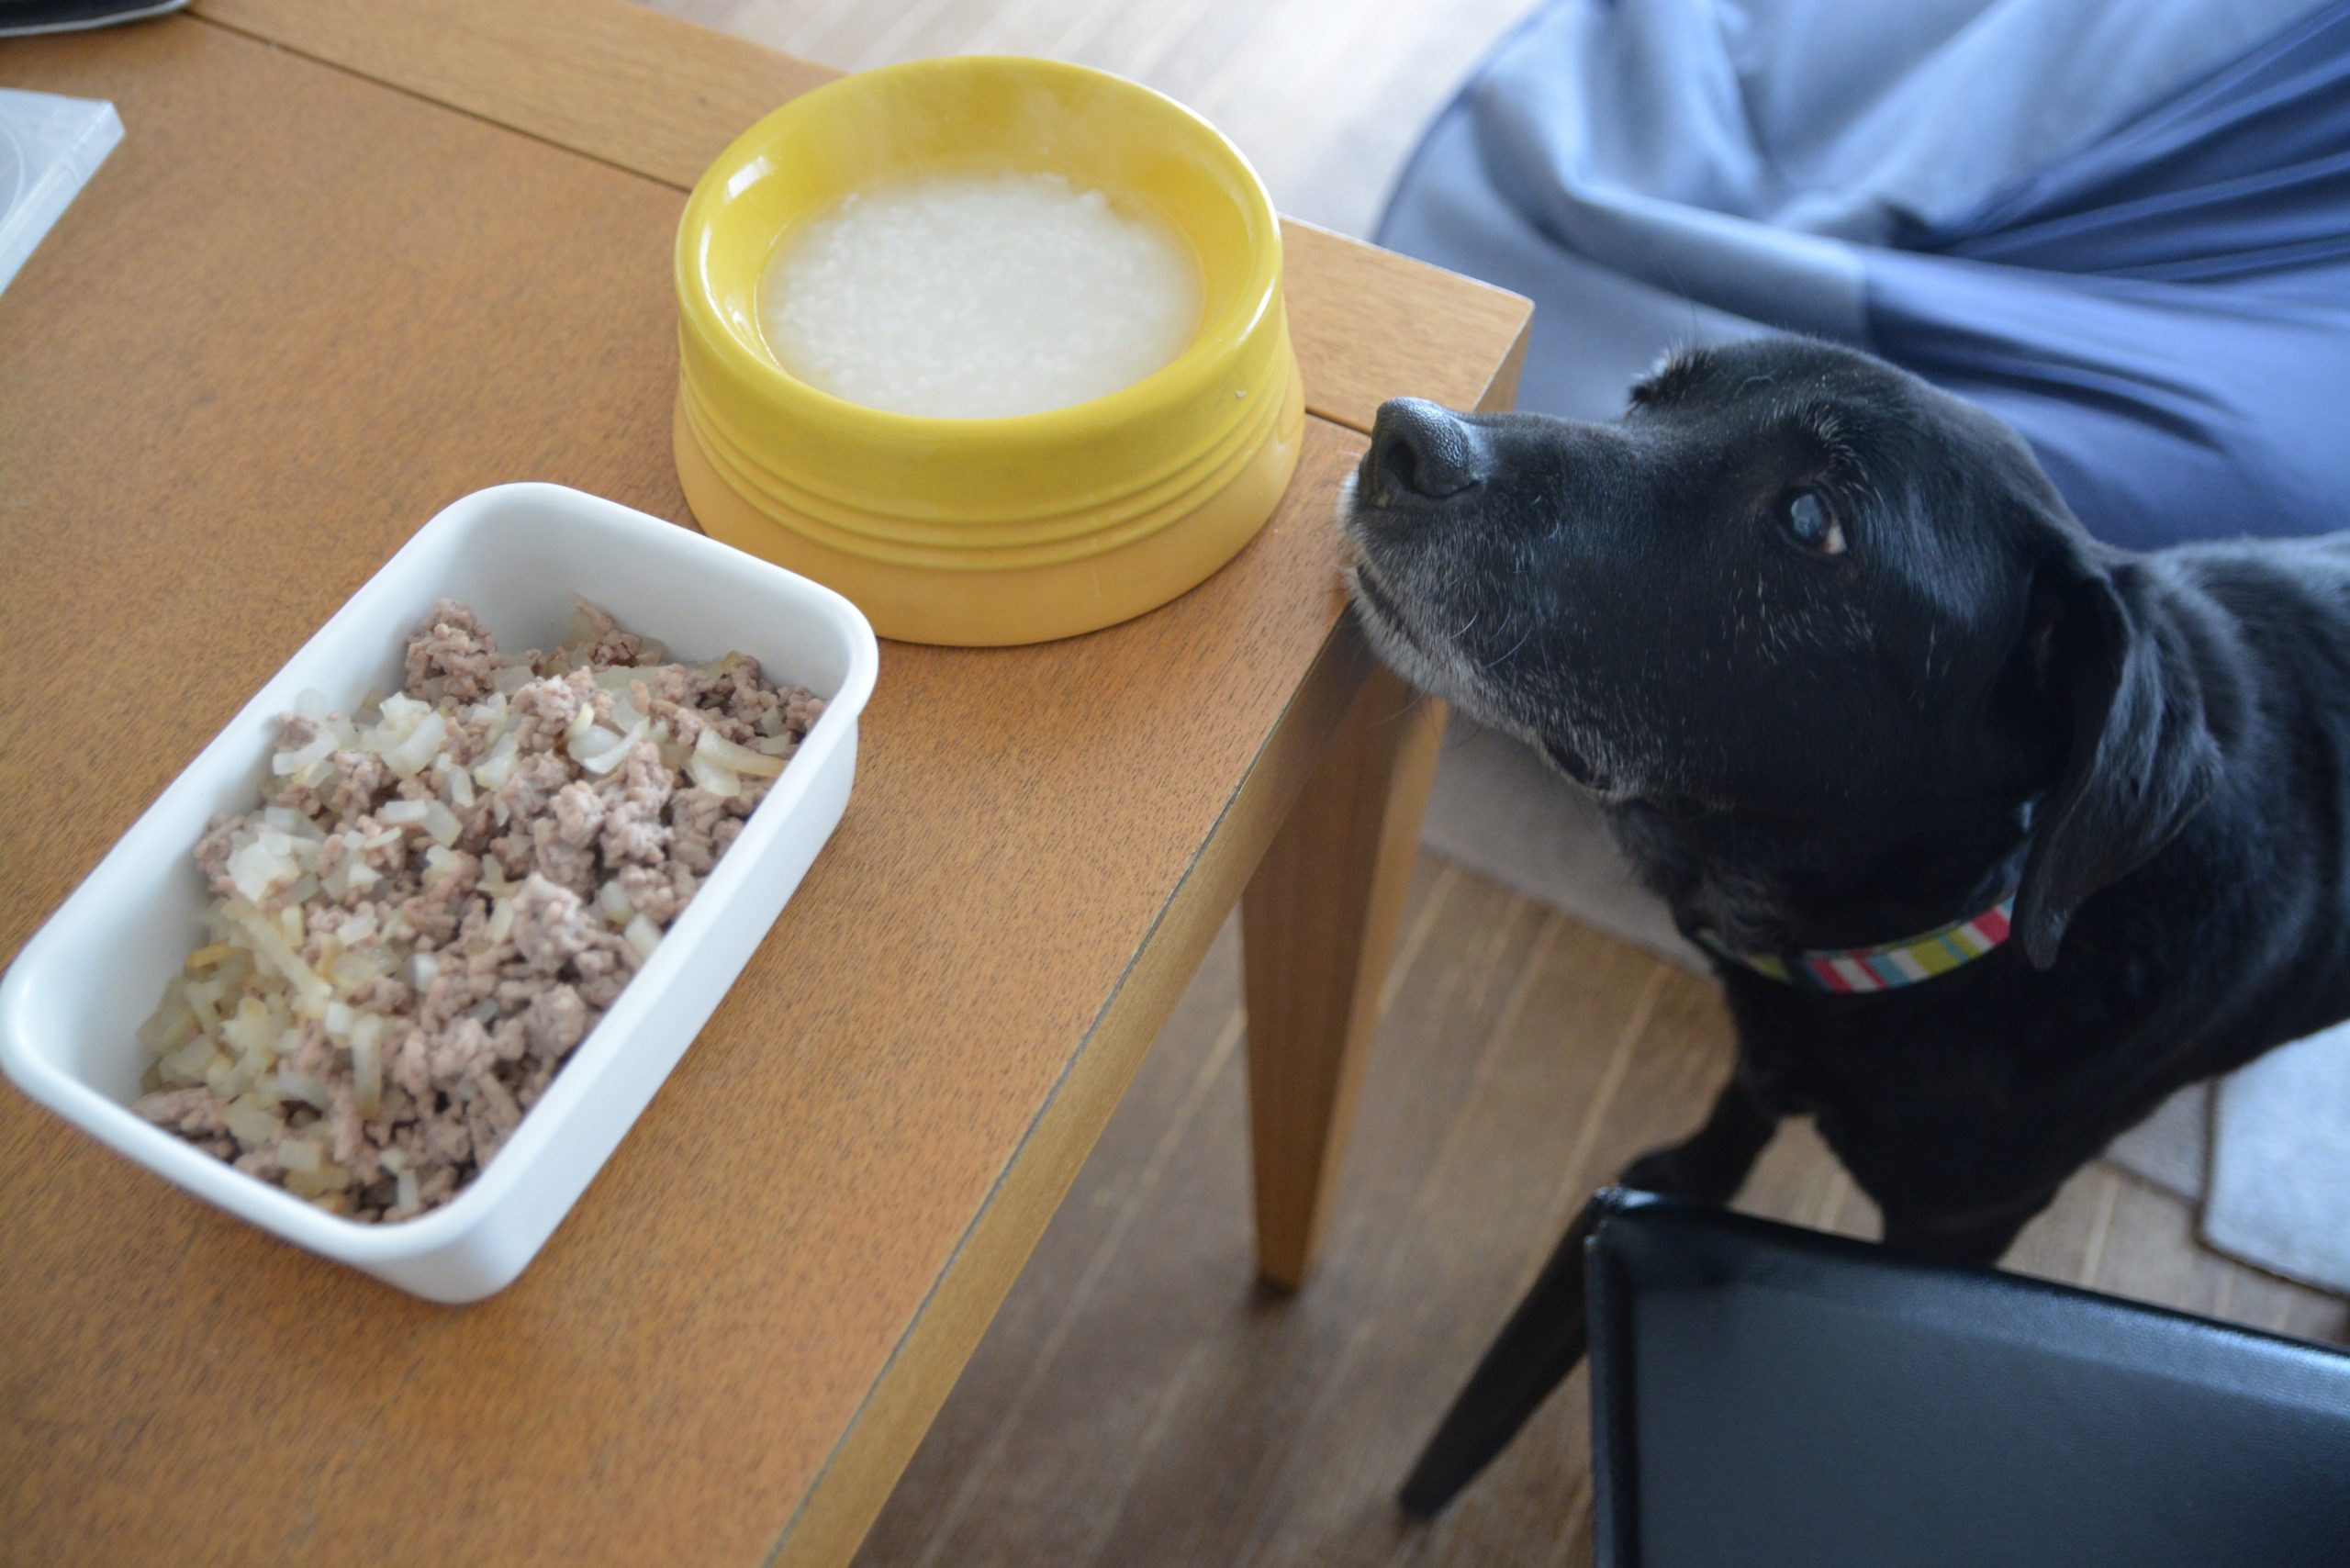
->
1344;336;2350;1514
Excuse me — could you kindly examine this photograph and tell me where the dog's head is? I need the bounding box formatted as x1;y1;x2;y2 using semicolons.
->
1344;336;2219;965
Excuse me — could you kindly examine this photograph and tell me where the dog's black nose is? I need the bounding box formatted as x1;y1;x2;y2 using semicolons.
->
1368;398;1484;501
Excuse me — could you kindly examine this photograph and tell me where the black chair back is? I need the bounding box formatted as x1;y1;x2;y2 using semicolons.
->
1586;1189;2350;1568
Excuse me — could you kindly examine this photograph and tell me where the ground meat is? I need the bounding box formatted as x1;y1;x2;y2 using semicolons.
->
330;752;388;826
193;817;239;900
598;745;672;867
615;861;696;924
404;599;502;703
551;780;604;846
510;873;599;969
495;750;571;824
129;599;823;1223
134;1086;228;1138
666;788;729;875
528;815;599;896
507;675;585;755
345;976;412;1015
520;984;594;1057
573;600;649;669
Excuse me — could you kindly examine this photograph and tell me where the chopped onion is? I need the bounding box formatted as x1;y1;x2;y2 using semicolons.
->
351;1021;384;1117
376;801;429;826
165;1037;216;1081
139;993;196;1052
567;722;623;764
223;1096;281;1149
577;720;649;776
207;1052;259;1100
223;996;276;1049
262;805;326;839
490;664;535;694
695;726;785;778
686;752;740;799
422;800;462;847
622;913;662;962
275;1070;330;1109
234;904;329;1002
272;730;337;777
472;731;520;791
382;711;447;778
228;837;298;904
184;980;226;1029
330;949;386;990
597;879;633;924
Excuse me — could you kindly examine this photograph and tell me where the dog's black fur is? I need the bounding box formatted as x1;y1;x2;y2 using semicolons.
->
1346;336;2350;1513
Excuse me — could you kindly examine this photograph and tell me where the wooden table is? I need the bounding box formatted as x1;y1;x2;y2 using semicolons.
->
0;5;1528;1562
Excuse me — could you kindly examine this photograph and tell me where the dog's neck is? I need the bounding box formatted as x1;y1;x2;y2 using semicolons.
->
1607;790;2033;958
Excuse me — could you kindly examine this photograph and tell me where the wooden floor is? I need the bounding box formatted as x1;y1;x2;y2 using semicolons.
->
851;857;2347;1568
647;0;1533;238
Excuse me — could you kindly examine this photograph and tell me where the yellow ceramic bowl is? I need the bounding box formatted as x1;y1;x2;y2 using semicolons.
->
673;55;1304;646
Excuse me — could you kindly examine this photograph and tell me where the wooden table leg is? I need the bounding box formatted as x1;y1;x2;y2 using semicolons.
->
1242;661;1446;1291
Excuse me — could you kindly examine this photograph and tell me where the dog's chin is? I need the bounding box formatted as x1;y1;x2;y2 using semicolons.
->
1345;565;1482;708
1540;735;1610;791
1538;734;1647;806
1347;566;1651;810
1348;583;1464;711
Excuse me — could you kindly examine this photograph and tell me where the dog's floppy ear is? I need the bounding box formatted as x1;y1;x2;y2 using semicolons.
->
2012;543;2221;969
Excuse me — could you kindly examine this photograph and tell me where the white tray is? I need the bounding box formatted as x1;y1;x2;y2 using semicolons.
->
0;484;879;1300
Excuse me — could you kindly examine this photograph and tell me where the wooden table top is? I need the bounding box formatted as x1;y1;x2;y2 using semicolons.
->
0;6;1528;1564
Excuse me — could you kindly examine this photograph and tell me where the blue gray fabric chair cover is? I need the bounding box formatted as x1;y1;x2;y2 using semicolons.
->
1377;0;2350;548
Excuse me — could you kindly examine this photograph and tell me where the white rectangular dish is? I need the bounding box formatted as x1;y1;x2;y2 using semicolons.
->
0;483;878;1302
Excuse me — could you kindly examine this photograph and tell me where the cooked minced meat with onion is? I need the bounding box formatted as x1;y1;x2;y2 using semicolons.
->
131;599;822;1221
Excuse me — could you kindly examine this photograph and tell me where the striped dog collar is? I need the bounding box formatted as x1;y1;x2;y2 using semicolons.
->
1697;894;2017;994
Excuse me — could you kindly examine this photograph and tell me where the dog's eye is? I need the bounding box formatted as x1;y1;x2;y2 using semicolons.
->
1777;488;1847;556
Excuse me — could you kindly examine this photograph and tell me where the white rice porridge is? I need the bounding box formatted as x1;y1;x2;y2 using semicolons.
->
759;170;1203;420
